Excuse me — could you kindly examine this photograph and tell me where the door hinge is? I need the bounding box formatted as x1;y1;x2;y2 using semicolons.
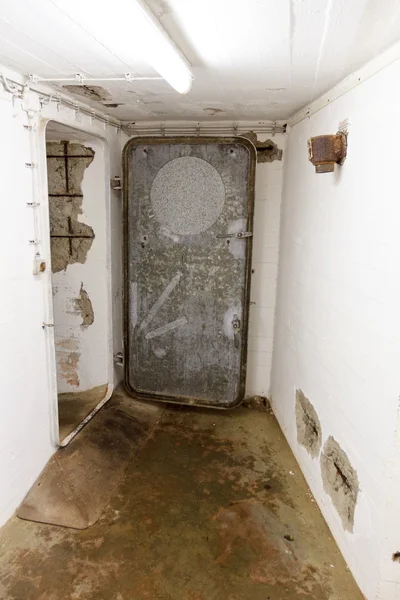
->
114;351;124;366
110;176;122;191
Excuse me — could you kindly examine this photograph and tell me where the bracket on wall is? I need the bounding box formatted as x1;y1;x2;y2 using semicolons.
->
307;132;347;173
110;176;122;191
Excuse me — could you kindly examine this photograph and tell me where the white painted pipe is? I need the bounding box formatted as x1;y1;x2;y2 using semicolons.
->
0;72;121;130
32;76;163;83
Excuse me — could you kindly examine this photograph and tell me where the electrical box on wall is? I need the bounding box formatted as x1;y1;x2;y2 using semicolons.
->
307;132;347;173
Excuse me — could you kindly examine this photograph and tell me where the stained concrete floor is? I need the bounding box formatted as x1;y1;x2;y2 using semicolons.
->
0;393;363;600
58;384;108;441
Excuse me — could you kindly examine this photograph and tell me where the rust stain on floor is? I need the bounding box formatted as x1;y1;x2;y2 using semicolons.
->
0;390;363;600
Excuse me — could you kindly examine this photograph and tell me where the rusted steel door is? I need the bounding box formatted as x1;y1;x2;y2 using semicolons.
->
123;137;255;408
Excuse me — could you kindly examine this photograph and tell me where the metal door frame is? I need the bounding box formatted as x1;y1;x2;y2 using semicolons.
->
122;136;256;409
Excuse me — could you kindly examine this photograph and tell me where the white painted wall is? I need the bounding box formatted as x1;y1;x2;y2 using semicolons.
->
246;133;285;398
271;57;400;599
47;134;110;394
0;64;124;527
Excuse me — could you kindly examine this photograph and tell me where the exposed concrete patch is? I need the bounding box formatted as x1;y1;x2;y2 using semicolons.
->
296;389;322;458
58;350;80;388
75;283;94;328
243;395;271;412
241;131;283;163
242;131;258;145
47;141;95;273
50;234;94;273
321;436;359;532
62;85;111;102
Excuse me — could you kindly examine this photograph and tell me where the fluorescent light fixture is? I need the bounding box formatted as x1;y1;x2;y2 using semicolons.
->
51;0;193;94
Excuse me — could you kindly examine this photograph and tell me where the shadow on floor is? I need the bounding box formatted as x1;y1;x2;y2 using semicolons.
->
0;389;363;600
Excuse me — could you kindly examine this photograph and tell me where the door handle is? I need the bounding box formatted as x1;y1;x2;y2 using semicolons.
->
232;314;241;348
217;231;253;239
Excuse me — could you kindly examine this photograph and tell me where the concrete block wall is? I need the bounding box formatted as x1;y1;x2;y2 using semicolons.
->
271;57;400;599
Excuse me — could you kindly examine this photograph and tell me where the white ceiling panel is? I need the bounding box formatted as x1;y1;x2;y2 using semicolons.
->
0;0;399;121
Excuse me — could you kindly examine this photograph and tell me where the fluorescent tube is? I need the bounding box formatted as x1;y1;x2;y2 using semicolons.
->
51;0;193;94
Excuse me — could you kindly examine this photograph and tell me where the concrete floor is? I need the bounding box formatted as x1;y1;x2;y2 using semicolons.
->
0;395;363;600
58;384;108;441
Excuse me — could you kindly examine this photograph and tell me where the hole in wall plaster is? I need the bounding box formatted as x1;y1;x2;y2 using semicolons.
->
320;436;359;532
392;552;400;562
102;103;123;108
62;85;111;102
295;389;322;458
47;141;95;273
241;131;283;163
203;107;225;116
75;283;94;328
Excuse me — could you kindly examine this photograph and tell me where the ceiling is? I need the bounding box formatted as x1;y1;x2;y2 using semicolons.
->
0;0;400;122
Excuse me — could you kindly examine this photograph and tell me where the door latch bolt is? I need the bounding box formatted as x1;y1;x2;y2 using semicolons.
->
232;314;241;349
217;231;252;239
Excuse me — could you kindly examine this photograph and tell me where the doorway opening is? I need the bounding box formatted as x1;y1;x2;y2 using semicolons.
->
45;121;112;444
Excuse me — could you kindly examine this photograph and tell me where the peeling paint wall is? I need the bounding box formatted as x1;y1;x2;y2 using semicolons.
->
245;132;285;398
47;138;108;394
270;56;400;599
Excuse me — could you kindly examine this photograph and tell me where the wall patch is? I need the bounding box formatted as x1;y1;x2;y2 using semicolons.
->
75;284;94;328
295;389;322;458
241;131;283;163
320;436;359;532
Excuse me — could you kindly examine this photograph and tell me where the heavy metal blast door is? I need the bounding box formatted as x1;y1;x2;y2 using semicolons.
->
123;137;255;408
